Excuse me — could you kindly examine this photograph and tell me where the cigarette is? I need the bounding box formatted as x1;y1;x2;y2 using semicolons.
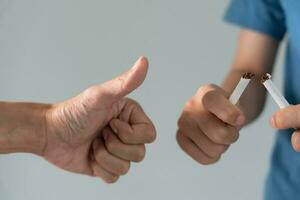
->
261;73;289;109
229;72;254;104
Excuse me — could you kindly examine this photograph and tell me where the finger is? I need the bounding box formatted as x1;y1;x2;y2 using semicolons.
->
199;112;240;145
93;138;130;176
178;112;229;157
110;118;155;144
271;105;300;129
91;161;119;184
202;90;245;126
179;126;229;158
82;56;148;109
101;56;148;103
179;111;239;145
103;128;146;162
176;131;220;165
291;131;300;152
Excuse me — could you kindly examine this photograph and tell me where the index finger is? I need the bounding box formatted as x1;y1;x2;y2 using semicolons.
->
110;101;156;144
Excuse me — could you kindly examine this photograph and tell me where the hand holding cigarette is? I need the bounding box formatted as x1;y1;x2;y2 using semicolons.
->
230;72;300;152
260;74;300;152
271;105;300;152
176;84;246;164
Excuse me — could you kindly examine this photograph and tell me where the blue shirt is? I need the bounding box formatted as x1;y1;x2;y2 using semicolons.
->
224;0;300;199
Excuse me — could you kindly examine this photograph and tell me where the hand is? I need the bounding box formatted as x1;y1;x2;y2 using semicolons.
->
176;84;246;164
43;57;156;183
271;105;300;152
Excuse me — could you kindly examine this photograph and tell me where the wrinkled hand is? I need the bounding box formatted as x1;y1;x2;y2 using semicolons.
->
176;84;245;164
271;105;300;152
43;57;156;183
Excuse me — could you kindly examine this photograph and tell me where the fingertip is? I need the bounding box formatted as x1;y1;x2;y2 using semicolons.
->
133;56;149;73
104;176;119;184
125;56;149;93
138;56;149;67
292;132;300;152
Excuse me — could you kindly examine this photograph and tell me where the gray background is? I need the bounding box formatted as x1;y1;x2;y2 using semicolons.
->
0;0;286;199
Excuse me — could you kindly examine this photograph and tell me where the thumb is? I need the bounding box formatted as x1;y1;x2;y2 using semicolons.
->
271;105;300;129
83;56;148;108
101;56;148;99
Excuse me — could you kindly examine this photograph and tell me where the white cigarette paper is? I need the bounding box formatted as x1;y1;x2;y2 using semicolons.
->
261;74;289;109
229;73;254;105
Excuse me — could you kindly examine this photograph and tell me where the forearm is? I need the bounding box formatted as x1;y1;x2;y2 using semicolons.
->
221;29;280;125
0;102;51;155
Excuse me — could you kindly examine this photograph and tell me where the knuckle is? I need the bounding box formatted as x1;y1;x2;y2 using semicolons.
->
145;125;157;143
198;156;221;165
213;145;229;157
212;128;228;144
117;161;130;175
219;109;239;123
184;99;196;110
134;146;146;162
84;86;98;97
83;86;102;105
212;127;237;144
104;176;119;184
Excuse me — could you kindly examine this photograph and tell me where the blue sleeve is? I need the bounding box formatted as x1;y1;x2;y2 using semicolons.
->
224;0;286;41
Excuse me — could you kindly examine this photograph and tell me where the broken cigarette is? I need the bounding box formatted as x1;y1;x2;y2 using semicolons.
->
261;73;289;109
229;72;254;104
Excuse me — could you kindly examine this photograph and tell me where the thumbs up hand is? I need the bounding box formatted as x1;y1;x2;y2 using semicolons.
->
43;57;156;183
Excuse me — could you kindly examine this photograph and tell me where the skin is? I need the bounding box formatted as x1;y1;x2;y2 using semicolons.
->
0;56;156;183
271;106;300;152
176;29;290;164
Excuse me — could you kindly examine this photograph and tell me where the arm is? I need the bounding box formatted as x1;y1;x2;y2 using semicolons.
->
223;29;279;124
177;29;279;164
0;102;49;155
0;57;156;183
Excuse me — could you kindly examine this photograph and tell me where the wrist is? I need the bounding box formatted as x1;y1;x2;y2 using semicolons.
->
0;102;52;156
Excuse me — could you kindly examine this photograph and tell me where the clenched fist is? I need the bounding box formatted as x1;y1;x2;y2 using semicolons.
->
176;84;246;164
43;57;156;183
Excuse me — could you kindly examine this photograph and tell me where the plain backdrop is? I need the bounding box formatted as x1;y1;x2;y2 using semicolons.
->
0;0;286;200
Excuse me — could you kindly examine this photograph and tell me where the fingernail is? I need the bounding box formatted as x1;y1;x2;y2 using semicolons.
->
236;115;245;126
